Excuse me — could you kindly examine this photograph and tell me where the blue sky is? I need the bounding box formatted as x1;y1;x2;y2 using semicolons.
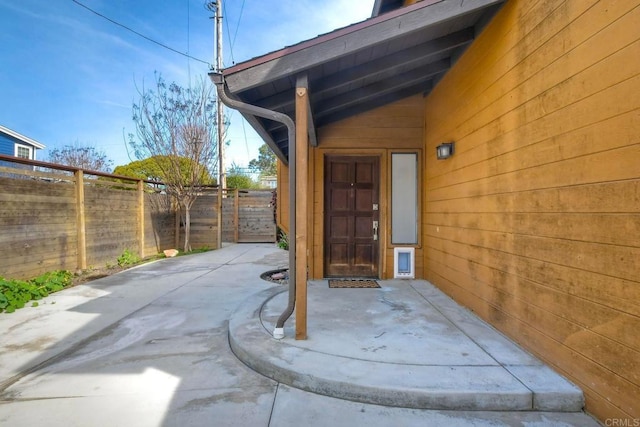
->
0;0;374;171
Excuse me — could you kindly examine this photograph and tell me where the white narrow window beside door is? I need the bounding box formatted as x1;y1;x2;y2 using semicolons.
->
391;153;418;244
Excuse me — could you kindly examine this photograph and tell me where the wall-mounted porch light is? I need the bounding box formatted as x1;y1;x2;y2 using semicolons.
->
436;142;455;160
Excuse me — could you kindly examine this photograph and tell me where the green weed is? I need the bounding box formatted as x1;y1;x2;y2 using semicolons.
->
117;249;140;267
0;270;73;314
277;230;289;251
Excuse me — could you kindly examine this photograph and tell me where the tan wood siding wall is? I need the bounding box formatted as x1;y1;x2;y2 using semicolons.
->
308;95;425;279
422;0;640;422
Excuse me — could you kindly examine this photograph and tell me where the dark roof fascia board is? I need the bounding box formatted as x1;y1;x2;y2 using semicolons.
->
224;0;440;77
249;29;474;112
223;0;506;93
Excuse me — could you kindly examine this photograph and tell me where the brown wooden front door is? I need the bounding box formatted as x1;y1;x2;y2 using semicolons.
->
324;155;380;277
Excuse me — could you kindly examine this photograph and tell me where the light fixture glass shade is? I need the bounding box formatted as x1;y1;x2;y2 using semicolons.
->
436;142;454;159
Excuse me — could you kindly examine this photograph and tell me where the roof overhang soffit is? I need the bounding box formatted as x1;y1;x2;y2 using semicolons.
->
222;0;505;161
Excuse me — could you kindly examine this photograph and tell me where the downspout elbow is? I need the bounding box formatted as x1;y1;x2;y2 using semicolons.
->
209;72;296;340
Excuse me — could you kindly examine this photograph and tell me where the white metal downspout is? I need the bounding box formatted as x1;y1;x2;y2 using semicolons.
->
209;72;296;339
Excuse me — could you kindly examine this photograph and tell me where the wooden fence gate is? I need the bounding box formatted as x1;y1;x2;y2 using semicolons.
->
222;189;276;243
183;189;276;248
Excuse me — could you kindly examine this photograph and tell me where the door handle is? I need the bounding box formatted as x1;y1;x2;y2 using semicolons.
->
373;220;379;241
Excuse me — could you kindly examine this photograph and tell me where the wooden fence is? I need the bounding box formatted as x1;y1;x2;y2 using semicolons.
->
0;155;276;280
178;189;276;249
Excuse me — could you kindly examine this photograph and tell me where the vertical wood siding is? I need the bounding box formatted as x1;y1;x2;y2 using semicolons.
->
422;0;640;422
179;190;276;248
223;190;276;243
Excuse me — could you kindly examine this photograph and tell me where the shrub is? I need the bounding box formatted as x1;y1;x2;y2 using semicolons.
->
277;230;289;251
117;249;140;267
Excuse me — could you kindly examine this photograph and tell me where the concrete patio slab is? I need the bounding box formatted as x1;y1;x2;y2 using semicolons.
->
229;280;585;411
0;244;600;426
270;385;598;427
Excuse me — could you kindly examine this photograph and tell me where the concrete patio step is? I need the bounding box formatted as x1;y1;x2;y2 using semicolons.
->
229;282;585;412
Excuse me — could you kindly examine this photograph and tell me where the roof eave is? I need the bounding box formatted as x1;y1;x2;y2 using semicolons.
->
222;0;444;84
223;0;503;94
0;125;46;149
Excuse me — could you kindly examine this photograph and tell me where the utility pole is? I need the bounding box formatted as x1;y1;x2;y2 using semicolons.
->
207;0;225;249
215;0;225;192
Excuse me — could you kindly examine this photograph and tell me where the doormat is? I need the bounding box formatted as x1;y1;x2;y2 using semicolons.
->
328;279;380;288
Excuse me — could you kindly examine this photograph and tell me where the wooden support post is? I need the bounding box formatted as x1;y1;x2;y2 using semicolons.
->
137;180;145;258
217;186;223;249
75;170;87;270
234;188;240;242
295;81;309;340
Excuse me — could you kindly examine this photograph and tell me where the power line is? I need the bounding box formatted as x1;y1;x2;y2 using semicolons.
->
222;0;246;66
187;0;191;79
71;0;210;66
222;1;234;65
231;0;246;50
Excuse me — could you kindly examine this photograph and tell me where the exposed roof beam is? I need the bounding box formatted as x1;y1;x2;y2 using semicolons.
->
315;59;449;119
316;79;436;127
246;29;474;112
224;0;504;93
268;76;438;143
264;59;446;136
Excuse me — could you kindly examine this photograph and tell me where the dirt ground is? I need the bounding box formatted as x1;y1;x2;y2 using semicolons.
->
71;264;129;287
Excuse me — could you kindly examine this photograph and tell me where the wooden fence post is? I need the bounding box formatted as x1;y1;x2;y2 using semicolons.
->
137;180;145;258
75;170;87;270
217;187;223;249
234;188;239;242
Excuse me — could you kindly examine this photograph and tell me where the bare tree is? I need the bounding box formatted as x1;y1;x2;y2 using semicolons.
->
129;73;218;252
48;142;113;172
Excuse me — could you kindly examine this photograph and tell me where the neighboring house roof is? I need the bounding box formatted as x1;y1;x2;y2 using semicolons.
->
222;0;505;163
0;125;46;149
